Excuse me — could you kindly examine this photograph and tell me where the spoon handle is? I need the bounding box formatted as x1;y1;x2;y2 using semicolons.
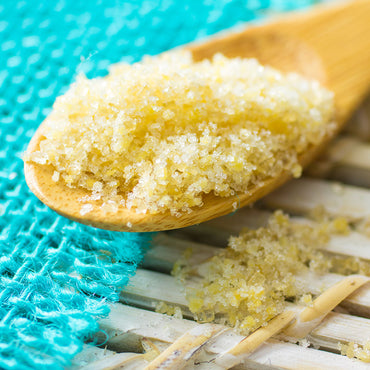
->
191;0;370;123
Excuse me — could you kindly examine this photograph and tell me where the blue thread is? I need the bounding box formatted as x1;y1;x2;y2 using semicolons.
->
0;0;318;368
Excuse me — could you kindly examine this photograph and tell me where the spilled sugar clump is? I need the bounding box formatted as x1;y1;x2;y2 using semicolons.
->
27;51;335;215
172;211;334;334
172;211;370;335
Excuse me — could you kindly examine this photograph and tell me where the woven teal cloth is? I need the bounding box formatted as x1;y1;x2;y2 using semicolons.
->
0;1;318;369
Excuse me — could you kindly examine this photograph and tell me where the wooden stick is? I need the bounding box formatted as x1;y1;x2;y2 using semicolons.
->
96;303;370;370
215;311;295;368
78;352;146;370
145;324;225;370
262;178;370;220
299;276;369;323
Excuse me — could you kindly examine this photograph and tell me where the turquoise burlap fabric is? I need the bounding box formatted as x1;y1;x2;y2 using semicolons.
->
0;1;317;369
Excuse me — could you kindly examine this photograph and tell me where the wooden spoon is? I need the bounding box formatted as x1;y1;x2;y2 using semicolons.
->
25;0;370;232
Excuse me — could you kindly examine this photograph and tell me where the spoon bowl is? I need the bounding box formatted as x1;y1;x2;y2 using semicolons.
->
25;0;370;232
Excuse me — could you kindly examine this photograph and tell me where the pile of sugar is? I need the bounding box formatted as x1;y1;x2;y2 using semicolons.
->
28;52;335;215
173;211;366;335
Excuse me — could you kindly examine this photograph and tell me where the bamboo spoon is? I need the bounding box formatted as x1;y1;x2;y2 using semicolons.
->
24;0;370;232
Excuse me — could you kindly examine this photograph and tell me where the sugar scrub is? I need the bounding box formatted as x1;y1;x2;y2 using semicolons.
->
27;51;335;216
172;211;368;335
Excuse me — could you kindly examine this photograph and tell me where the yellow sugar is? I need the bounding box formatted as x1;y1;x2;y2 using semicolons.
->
300;293;313;306
27;51;335;215
155;301;183;320
339;341;370;363
174;211;370;335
